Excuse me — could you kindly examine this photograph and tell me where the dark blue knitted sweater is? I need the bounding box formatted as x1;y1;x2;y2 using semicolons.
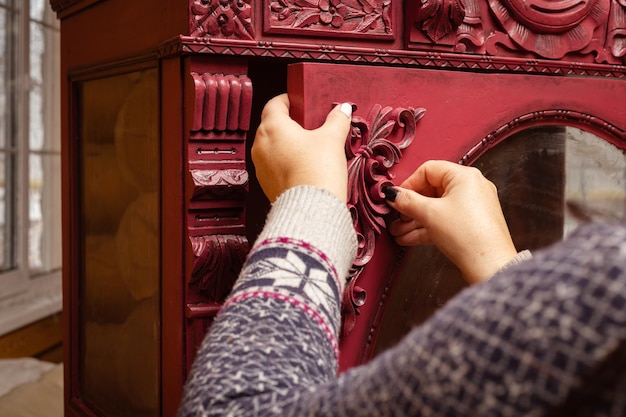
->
179;186;626;417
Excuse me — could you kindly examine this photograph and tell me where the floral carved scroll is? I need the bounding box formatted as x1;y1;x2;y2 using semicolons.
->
342;104;426;335
266;0;393;39
190;234;249;301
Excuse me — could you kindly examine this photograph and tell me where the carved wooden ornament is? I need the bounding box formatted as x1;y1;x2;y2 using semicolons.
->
343;104;426;335
266;0;393;39
488;0;610;58
191;0;255;39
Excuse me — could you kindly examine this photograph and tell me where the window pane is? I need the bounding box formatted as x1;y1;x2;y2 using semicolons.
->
29;153;61;273
30;0;45;21
28;6;61;275
0;153;7;270
0;6;8;150
29;21;43;151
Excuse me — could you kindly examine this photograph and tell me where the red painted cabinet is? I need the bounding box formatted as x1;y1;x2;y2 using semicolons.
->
50;0;626;416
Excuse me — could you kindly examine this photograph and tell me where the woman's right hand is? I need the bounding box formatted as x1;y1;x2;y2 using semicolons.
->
385;160;518;285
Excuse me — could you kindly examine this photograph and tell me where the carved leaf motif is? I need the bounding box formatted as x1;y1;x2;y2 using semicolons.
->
415;0;467;42
190;234;249;300
342;104;426;335
293;9;323;27
190;235;248;301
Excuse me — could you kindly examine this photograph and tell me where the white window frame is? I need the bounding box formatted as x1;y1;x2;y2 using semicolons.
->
0;0;61;336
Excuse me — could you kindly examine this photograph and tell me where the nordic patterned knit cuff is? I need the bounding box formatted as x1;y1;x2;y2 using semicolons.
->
255;186;358;291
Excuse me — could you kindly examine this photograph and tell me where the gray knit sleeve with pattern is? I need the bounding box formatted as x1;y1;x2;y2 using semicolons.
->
178;186;626;417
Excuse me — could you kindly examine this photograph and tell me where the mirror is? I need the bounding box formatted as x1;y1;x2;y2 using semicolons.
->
373;126;626;355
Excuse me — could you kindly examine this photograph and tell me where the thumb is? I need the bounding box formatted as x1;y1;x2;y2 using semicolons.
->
316;103;353;144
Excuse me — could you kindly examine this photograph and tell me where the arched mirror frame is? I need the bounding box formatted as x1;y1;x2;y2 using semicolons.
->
338;110;626;371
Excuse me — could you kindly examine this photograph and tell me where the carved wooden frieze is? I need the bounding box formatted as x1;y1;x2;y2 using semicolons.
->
342;104;426;335
407;0;625;64
265;0;394;40
191;0;255;39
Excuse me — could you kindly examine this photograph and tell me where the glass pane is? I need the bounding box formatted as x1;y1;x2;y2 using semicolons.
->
30;0;45;21
0;153;7;270
79;68;160;417
0;6;7;150
29;21;43;151
374;126;626;355
28;153;61;273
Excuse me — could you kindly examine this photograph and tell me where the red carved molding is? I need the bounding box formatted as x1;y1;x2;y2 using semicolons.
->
460;109;626;165
189;234;249;300
190;169;249;199
177;37;626;77
342;104;426;335
49;0;103;17
265;0;394;39
190;0;255;39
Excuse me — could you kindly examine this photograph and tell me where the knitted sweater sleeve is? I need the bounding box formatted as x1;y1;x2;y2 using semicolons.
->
178;186;626;417
178;186;358;417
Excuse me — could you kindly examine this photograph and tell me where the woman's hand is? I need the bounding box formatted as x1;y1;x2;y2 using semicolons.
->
386;160;518;284
251;94;353;203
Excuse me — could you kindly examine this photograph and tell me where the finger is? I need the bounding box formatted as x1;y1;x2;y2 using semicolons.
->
400;160;461;197
388;218;419;237
393;227;432;246
386;186;436;226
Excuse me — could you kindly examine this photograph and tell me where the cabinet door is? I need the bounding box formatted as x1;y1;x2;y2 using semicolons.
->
74;68;160;417
287;62;626;371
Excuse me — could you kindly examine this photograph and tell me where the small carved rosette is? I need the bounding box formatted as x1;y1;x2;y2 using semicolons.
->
343;104;426;335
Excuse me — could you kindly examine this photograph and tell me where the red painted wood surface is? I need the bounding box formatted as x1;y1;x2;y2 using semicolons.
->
288;61;626;370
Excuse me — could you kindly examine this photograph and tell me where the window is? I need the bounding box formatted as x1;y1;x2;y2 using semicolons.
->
0;0;61;334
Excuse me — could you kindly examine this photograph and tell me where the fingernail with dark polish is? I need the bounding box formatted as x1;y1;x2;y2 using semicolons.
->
382;186;398;202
